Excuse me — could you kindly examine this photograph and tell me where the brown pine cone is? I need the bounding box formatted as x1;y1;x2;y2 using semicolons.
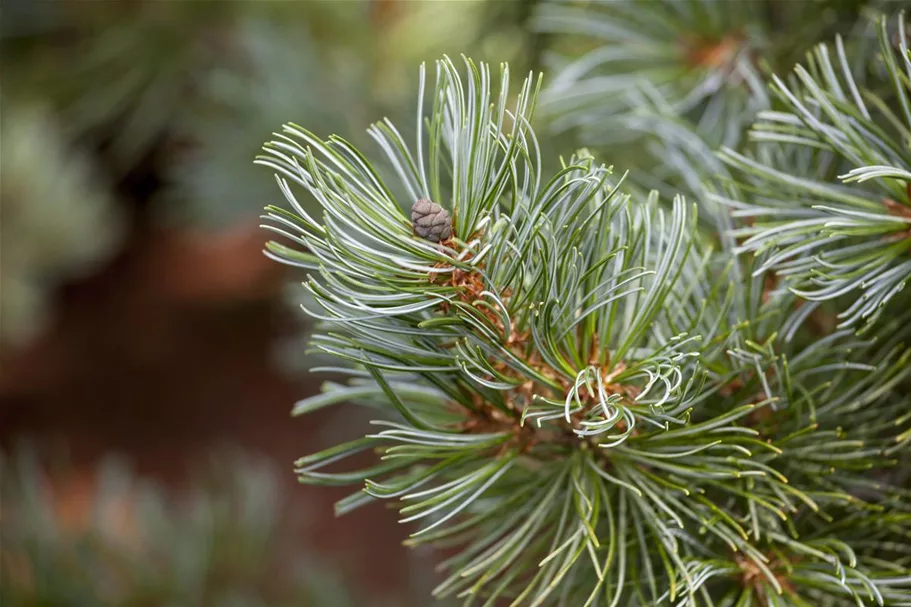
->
411;198;452;243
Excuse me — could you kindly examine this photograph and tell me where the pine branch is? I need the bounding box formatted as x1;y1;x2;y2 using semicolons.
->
532;0;773;148
532;0;875;231
259;52;910;605
718;15;911;329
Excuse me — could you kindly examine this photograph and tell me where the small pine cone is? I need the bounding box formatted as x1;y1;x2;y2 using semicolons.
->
411;198;452;243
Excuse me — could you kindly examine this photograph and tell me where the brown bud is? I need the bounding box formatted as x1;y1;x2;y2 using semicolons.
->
411;198;452;242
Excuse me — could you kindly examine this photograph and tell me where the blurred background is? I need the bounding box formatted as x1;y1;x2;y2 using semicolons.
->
0;1;542;604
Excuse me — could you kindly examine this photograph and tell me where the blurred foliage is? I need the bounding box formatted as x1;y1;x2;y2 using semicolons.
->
0;97;124;348
0;445;356;607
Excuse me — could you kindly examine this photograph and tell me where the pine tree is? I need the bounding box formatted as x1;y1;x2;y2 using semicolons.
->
258;6;911;606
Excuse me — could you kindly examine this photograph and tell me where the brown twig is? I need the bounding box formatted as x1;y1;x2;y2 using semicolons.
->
736;553;797;601
884;190;911;241
682;33;746;72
